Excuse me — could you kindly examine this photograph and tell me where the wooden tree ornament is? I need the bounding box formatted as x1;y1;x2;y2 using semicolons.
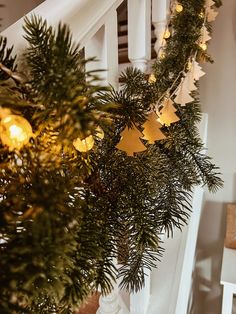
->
174;77;194;106
157;98;180;126
190;59;205;81
205;0;218;22
183;71;197;92
116;124;147;156
200;25;211;43
142;112;166;144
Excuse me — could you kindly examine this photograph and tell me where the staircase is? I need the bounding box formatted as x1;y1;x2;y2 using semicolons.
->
1;1;207;313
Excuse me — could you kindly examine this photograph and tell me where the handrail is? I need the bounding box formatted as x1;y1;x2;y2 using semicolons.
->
1;0;123;54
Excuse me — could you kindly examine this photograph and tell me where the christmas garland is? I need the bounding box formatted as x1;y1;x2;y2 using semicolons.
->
0;0;222;313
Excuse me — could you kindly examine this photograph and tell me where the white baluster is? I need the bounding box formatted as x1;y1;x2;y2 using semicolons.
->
152;0;169;56
128;0;151;72
96;285;122;314
85;10;119;88
130;268;151;314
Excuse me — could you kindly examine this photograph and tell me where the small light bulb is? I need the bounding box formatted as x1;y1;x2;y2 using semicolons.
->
9;125;27;142
159;52;166;59
0;114;32;150
176;4;183;13
148;74;157;84
199;43;207;51
164;29;171;39
73;135;94;152
199;12;204;18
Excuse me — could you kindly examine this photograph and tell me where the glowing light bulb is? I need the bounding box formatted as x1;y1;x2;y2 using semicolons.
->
199;12;204;18
148;74;157;84
199;43;207;51
0;114;32;150
164;29;171;39
9;125;28;141
73;135;94;152
176;4;183;13
159;52;166;59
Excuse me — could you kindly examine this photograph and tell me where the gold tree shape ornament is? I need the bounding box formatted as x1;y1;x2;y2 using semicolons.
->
73;134;94;152
174;77;194;106
205;0;218;22
189;59;206;81
200;25;211;43
116;124;147;156
198;25;211;51
0;110;33;151
183;71;197;92
142;112;166;144
157;98;180;126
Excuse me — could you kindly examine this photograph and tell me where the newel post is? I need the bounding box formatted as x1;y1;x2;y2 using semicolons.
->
128;0;151;72
152;0;169;56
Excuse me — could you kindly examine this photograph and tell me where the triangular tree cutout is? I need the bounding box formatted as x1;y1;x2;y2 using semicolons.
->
116;123;147;156
142;112;166;144
157;98;180;126
174;78;194;106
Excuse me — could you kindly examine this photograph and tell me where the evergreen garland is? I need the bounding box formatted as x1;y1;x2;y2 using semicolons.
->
0;0;222;312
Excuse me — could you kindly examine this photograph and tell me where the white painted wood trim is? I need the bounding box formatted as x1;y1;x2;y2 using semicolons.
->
148;114;208;314
85;9;119;89
174;114;208;314
130;268;151;314
1;0;123;55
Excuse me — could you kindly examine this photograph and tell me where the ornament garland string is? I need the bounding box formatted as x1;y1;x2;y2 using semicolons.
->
0;0;223;313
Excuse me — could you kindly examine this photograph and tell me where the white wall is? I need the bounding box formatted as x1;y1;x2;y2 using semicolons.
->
192;1;236;313
0;0;44;31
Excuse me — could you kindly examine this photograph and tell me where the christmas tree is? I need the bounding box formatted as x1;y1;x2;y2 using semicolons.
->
0;1;223;313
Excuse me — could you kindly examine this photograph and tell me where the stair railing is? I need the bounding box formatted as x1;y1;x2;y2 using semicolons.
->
1;0;170;313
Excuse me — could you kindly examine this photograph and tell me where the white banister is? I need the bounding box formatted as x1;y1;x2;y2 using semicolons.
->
1;1;156;312
1;0;123;55
128;0;151;72
85;9;119;88
130;268;151;314
152;0;169;56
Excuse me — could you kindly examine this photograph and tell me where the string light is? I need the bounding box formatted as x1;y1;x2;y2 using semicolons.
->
164;29;171;39
148;74;157;84
73;135;94;152
175;4;183;13
159;52;166;59
0;114;33;150
199;42;207;51
199;12;205;18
